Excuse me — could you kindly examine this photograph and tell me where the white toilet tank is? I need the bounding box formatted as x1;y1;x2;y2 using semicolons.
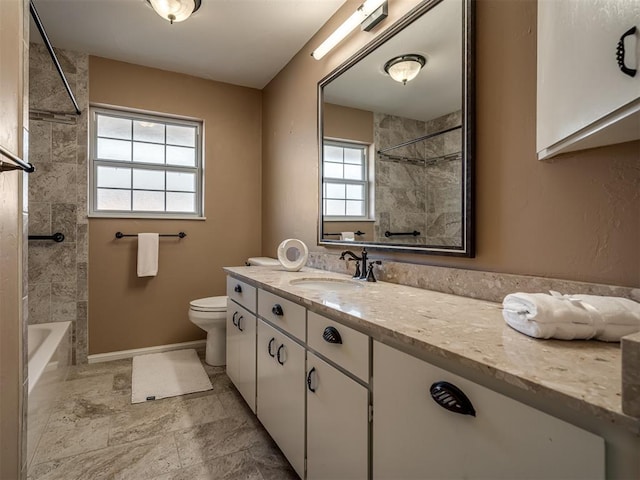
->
247;257;280;266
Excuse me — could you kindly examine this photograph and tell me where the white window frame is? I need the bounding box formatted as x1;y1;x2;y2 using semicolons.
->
89;106;204;219
322;139;370;221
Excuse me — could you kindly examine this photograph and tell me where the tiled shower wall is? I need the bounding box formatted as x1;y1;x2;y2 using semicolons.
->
373;110;462;246
28;44;89;364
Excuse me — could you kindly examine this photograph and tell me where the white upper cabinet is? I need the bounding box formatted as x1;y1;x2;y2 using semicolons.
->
537;0;640;159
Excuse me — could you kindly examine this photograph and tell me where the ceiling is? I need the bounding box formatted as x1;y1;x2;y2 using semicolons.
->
323;0;462;123
30;0;346;89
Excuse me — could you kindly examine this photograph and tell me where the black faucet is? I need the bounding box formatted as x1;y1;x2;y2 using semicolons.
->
339;248;369;280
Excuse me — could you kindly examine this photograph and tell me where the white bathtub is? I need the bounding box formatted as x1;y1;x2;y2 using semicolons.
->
27;322;71;469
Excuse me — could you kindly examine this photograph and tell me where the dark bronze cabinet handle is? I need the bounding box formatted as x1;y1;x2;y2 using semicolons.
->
276;344;286;365
234;284;242;293
268;338;276;357
232;311;238;326
430;381;476;417
322;326;343;344
616;26;637;77
307;367;317;392
272;304;284;316
237;315;244;332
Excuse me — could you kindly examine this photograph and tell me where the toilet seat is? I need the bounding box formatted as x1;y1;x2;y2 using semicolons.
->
189;296;227;313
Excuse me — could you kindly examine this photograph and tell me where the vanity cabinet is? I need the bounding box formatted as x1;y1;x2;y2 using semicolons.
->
226;301;257;413
306;352;368;480
536;0;640;159
372;341;605;479
257;318;306;478
306;312;370;479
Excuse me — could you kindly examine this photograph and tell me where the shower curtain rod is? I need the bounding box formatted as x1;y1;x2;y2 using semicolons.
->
377;124;462;154
0;144;35;173
29;0;82;116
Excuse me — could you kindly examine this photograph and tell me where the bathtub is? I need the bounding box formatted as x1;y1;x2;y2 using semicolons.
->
27;322;71;469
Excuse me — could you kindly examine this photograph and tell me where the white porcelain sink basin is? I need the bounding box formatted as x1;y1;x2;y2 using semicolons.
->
289;277;363;291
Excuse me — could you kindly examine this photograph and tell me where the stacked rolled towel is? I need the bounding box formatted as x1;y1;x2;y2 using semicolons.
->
502;291;640;342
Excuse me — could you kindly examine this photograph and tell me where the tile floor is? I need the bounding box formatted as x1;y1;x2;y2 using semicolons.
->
27;353;298;480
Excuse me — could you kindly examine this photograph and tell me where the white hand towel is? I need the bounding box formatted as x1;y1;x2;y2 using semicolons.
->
341;232;355;241
137;233;159;277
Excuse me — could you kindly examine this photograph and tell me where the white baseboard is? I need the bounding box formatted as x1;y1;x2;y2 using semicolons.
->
88;339;206;364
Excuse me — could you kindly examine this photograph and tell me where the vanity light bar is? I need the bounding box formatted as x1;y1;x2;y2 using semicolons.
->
311;0;387;60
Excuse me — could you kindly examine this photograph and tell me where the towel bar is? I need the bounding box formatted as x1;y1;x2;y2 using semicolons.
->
115;232;186;239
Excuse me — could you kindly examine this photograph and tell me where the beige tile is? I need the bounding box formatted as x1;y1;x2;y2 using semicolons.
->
28;283;51;324
51;123;77;164
50;282;76;323
28;162;76;205
50;203;77;242
28;202;51;236
218;389;260;426
57;373;115;400
47;390;131;430
28;434;181;480
155;450;263;480
32;417;110;464
109;394;227;446
248;440;299;480
173;416;267;467
65;359;131;381
28;243;76;284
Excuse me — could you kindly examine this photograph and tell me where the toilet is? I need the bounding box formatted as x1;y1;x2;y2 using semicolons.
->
188;296;228;366
189;257;280;366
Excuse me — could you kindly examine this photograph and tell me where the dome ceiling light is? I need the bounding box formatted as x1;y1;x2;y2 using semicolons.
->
384;54;427;85
147;0;202;24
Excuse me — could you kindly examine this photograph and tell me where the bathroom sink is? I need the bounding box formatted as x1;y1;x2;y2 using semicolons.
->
289;277;363;291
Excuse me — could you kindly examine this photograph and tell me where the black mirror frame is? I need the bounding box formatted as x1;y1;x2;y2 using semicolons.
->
317;0;475;257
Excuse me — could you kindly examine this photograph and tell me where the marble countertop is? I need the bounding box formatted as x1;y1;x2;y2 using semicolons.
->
224;266;640;435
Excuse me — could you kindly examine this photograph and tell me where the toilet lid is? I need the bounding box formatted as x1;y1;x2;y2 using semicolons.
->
189;296;227;312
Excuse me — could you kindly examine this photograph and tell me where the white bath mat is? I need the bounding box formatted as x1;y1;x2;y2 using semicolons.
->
131;349;212;404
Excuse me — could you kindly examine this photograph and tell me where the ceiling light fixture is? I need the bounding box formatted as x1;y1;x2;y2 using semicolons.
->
147;0;201;24
384;54;426;85
311;0;388;60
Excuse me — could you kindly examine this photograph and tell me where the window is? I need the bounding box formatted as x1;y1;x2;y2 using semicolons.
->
89;107;203;218
322;140;369;219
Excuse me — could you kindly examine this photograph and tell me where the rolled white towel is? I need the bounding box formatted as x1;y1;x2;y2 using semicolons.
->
569;295;640;327
502;292;598;340
503;292;640;342
596;324;640;342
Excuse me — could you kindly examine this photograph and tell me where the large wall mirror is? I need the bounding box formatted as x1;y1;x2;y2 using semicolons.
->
318;0;474;256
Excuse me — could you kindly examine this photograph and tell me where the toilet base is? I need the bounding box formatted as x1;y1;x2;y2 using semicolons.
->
205;327;226;366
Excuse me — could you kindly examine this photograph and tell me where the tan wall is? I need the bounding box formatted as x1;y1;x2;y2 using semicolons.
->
262;0;640;288
324;103;373;143
89;57;262;354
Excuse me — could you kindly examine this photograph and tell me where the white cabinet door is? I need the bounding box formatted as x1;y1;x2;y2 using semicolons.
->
257;320;305;478
373;341;605;480
306;352;368;480
537;0;640;158
226;300;256;413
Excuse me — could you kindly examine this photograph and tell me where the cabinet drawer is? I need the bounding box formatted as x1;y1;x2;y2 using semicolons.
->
308;311;369;382
226;276;256;313
258;289;305;341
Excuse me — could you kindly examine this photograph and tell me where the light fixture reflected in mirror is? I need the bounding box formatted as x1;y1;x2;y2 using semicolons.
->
147;0;202;24
384;54;426;85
